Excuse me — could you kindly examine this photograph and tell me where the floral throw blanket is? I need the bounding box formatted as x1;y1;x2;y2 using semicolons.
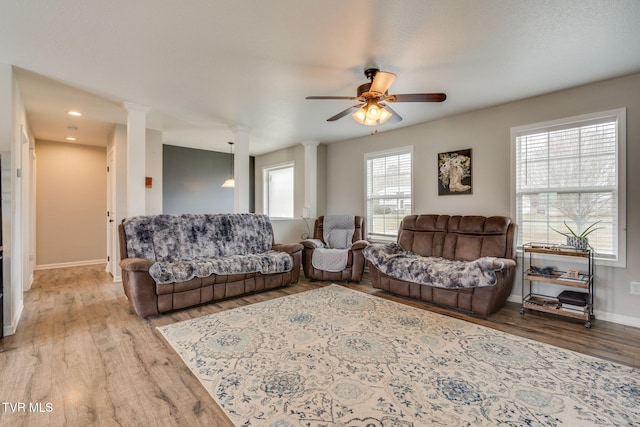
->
363;243;497;288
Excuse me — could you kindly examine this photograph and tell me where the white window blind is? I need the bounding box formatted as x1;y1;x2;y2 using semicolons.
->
513;109;626;263
365;147;412;239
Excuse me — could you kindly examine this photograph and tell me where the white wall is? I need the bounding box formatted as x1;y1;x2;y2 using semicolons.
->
106;124;127;281
109;123;163;221
112;124;128;225
107;124;162;280
1;64;36;336
35;140;107;267
254;144;308;243
325;72;640;327
0;63;17;336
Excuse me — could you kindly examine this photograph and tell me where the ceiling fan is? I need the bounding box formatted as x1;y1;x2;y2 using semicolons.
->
306;68;446;126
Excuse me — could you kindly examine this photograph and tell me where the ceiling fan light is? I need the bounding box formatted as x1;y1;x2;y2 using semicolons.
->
378;107;392;123
308;68;443;126
351;101;392;126
367;104;380;118
352;107;367;125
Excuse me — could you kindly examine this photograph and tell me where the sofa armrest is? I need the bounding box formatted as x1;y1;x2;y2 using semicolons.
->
119;258;159;317
301;239;324;249
492;257;516;271
120;257;154;272
273;243;304;254
351;240;369;251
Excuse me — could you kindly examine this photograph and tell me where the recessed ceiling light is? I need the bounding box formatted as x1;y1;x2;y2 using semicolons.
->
66;137;77;141
68;111;82;117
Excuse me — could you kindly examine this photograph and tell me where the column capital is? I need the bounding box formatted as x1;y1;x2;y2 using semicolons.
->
301;140;320;148
124;101;151;114
230;125;251;135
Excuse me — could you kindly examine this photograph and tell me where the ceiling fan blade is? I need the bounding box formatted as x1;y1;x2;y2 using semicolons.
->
382;105;403;123
385;93;447;102
327;104;364;121
370;71;397;94
306;96;360;100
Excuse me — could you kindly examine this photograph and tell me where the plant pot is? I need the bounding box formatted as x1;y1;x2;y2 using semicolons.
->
567;236;589;251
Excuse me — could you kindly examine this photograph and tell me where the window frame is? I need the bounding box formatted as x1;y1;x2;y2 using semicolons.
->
263;161;295;219
510;108;627;268
364;145;414;242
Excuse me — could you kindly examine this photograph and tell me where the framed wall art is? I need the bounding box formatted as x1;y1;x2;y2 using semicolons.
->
438;149;472;195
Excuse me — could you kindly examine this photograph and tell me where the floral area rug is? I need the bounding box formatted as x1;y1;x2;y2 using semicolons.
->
157;285;640;426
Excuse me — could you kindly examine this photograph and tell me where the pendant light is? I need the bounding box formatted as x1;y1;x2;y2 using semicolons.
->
221;142;235;188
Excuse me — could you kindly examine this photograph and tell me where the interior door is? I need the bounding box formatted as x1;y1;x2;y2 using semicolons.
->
106;148;116;276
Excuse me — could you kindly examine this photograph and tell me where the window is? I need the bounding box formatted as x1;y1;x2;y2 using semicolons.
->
512;108;626;266
264;163;294;218
365;146;413;240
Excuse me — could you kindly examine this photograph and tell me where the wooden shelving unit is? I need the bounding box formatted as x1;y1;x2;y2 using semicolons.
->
520;243;595;328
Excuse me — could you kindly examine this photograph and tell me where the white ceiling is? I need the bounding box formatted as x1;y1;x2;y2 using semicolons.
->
2;1;640;155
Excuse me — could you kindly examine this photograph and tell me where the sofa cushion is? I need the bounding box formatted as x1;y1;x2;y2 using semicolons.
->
323;215;355;249
399;214;513;261
149;251;293;285
398;214;448;257
123;214;181;262
177;213;275;258
123;213;276;262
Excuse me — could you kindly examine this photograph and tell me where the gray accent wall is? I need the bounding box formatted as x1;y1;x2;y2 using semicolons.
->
163;144;234;214
162;144;255;214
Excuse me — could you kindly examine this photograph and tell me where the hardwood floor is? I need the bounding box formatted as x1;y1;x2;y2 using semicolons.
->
1;264;638;426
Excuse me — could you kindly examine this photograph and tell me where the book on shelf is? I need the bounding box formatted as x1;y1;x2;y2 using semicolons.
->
558;272;588;282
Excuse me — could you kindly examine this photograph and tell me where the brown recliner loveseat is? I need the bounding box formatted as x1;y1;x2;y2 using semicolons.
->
365;214;517;316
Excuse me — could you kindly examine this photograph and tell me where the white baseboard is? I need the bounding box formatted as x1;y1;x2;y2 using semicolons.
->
24;273;34;292
593;311;640;329
507;294;640;329
3;300;23;337
35;259;106;270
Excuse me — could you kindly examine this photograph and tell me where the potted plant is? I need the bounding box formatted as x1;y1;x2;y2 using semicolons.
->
551;220;602;251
